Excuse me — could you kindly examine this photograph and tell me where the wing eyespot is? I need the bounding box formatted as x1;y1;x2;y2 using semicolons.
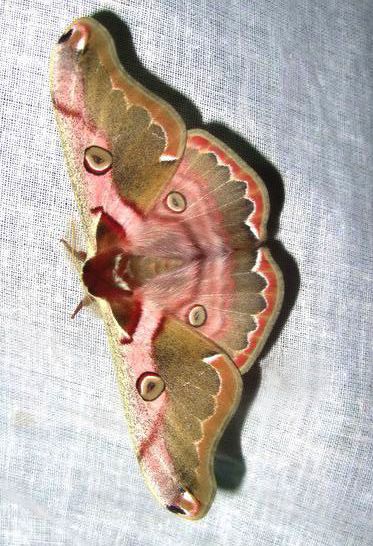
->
136;372;165;401
166;505;186;515
58;29;73;43
188;305;207;327
166;488;201;518
166;191;187;213
84;146;113;175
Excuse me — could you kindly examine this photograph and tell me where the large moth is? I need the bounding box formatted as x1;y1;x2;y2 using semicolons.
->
50;17;283;520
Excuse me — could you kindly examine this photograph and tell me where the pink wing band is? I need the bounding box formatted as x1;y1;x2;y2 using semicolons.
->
235;247;283;371
188;133;267;241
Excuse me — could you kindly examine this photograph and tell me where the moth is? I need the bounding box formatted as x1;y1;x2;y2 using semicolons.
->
50;17;283;519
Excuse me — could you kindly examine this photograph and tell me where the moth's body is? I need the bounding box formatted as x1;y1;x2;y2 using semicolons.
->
50;17;283;519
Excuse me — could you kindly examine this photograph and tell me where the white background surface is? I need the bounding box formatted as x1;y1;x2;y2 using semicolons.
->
0;1;372;544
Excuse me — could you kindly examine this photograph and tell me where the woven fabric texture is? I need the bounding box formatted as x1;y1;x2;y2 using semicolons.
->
0;0;372;544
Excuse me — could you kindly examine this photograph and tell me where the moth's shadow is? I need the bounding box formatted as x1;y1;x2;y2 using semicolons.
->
93;10;300;491
93;10;201;128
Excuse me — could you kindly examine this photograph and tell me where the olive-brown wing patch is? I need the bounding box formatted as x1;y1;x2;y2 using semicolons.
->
153;317;242;516
50;17;186;217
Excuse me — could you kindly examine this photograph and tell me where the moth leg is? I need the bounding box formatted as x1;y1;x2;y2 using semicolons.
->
60;218;87;273
71;294;94;319
60;223;98;318
60;238;87;263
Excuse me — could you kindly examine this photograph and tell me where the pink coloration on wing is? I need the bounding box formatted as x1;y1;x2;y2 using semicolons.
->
51;32;144;240
119;308;188;506
120;307;168;449
148;152;236;342
53;94;144;241
145;131;281;372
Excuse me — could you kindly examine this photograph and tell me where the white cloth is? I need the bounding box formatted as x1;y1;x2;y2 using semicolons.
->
0;0;372;544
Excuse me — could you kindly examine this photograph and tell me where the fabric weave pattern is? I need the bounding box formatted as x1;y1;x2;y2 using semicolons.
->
0;1;372;544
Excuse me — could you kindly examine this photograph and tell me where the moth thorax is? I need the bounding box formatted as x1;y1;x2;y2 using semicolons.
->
82;250;131;298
